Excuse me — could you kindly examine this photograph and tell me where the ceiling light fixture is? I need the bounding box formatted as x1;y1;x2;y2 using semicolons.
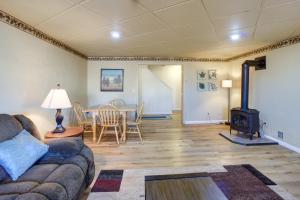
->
230;34;240;41
111;31;121;39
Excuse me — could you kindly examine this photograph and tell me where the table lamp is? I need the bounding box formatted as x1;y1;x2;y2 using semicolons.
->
222;80;232;125
41;84;72;133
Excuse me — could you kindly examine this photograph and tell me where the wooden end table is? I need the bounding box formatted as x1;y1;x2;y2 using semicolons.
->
45;127;84;141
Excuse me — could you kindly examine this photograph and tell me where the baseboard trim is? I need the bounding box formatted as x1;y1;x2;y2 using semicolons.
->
183;120;226;125
265;135;300;154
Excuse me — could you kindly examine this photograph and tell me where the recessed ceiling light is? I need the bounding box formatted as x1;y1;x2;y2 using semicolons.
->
230;34;240;41
111;31;121;39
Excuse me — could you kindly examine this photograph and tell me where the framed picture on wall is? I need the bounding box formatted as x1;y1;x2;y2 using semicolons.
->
100;69;124;92
197;82;207;92
207;82;218;91
197;70;207;80
208;70;217;80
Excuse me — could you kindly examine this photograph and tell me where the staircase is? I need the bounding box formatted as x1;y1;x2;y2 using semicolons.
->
138;66;173;115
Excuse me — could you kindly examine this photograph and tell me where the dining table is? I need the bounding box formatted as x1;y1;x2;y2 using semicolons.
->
83;104;137;142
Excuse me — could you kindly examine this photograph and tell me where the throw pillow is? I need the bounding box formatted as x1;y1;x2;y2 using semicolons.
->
0;130;49;180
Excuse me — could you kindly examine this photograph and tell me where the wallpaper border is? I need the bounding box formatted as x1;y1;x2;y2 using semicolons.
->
0;9;87;59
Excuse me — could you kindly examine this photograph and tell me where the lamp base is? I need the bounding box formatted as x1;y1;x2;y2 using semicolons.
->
52;126;66;133
52;109;66;133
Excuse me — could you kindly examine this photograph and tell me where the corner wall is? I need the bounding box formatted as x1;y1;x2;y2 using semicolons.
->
229;44;300;149
0;22;87;137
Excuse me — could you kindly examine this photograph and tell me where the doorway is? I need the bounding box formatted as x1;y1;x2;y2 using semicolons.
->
138;64;182;116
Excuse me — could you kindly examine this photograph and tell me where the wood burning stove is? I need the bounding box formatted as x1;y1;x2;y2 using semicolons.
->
230;56;266;140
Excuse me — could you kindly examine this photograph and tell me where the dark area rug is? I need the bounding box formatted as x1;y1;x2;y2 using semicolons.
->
242;164;276;185
209;165;283;200
142;115;172;120
91;170;123;192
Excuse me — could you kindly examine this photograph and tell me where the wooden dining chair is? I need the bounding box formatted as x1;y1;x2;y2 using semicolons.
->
109;99;126;107
73;102;93;137
97;105;122;144
126;103;144;142
109;98;126;127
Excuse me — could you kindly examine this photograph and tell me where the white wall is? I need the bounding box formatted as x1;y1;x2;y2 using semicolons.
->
149;65;182;110
183;62;230;123
0;22;87;137
87;60;230;123
230;44;300;149
139;66;173;115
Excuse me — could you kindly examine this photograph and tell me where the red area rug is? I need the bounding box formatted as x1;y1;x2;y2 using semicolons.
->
209;165;283;200
91;170;123;192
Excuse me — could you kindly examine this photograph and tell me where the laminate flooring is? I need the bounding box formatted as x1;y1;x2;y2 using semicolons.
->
84;112;300;199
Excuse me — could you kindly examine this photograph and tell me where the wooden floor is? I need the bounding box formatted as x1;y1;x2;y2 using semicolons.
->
84;112;300;199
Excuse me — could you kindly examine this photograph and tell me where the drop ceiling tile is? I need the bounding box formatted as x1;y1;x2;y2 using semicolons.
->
116;13;166;36
68;0;85;4
171;23;217;42
36;6;109;41
291;25;300;37
212;10;260;32
86;48;126;57
255;19;300;42
203;0;261;18
124;45;174;57
259;0;300;24
262;0;298;8
197;44;264;58
0;0;74;25
82;0;147;23
154;0;211;28
127;29;179;44
137;0;190;11
217;40;267;49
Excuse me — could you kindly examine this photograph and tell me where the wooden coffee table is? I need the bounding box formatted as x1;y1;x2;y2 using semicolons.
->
45;127;84;140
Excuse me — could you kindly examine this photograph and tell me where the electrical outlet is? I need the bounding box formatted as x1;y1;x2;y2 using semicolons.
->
278;131;284;139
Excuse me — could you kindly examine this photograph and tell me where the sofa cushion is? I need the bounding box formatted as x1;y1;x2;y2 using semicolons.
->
45;164;84;200
14;115;41;141
17;164;59;183
31;182;68;200
63;155;88;175
0;181;39;195
0;166;9;183
0;114;23;142
0;194;19;200
0;130;49;180
15;193;49;200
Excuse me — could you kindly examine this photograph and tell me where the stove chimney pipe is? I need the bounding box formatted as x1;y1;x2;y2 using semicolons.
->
241;62;250;110
240;56;266;111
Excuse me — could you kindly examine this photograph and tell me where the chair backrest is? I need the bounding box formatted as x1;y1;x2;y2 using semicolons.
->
73;102;87;125
136;103;144;123
109;99;126;107
98;105;120;126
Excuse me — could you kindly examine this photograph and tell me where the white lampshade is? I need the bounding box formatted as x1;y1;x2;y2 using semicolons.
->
222;80;233;88
41;88;72;109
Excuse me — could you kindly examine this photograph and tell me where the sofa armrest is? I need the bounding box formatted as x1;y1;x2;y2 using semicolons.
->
43;137;84;159
39;137;95;187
